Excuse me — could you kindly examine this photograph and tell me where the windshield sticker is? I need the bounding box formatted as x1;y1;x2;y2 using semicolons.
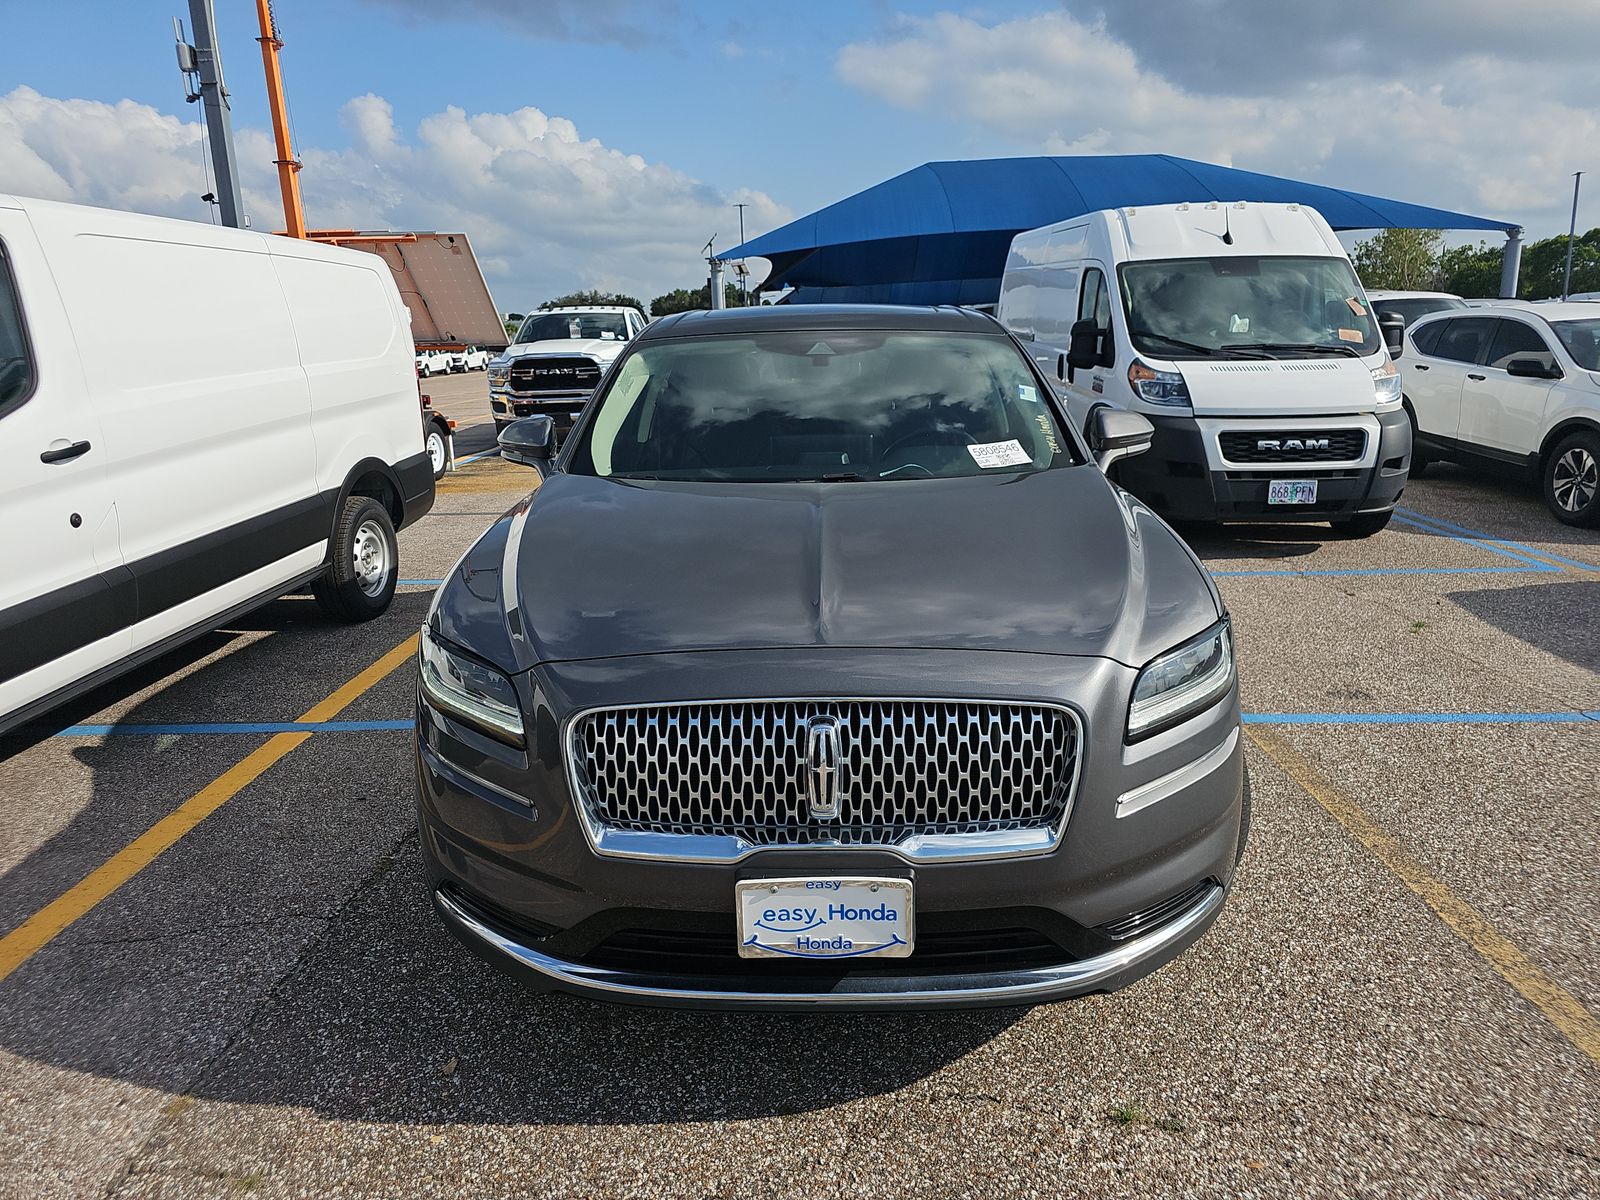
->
1034;413;1061;455
967;440;1033;469
805;341;836;356
1017;383;1039;403
1337;327;1364;342
1228;314;1251;334
1346;296;1367;316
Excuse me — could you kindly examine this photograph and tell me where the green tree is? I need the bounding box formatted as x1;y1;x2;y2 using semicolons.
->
1437;240;1503;298
1350;228;1444;290
538;289;645;313
647;282;746;316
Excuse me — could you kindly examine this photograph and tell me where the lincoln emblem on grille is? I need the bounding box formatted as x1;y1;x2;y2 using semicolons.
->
1256;437;1331;452
803;714;844;820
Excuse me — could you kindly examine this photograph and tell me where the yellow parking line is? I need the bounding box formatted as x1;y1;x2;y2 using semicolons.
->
0;634;419;985
1247;727;1600;1069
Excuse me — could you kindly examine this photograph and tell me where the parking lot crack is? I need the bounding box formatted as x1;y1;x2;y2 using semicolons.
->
1359;1092;1600;1166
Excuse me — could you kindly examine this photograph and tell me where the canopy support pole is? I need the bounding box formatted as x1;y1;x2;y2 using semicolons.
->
1499;228;1523;299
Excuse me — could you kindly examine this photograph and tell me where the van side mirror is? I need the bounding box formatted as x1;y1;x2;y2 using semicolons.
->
1067;317;1101;370
1089;408;1154;472
1505;357;1561;380
498;415;556;471
1379;312;1406;358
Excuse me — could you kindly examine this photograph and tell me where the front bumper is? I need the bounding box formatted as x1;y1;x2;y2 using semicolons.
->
1117;409;1411;523
490;388;592;427
415;648;1245;1010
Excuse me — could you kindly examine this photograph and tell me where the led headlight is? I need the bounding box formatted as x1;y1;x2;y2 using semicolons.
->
1127;358;1191;407
487;364;510;386
1371;358;1402;406
1127;620;1234;741
418;627;525;746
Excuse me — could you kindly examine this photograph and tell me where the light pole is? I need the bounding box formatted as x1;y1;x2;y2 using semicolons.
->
1562;171;1584;302
734;202;750;305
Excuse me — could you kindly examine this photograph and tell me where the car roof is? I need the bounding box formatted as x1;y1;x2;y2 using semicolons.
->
536;306;639;314
636;304;1003;341
1410;302;1600;329
1365;290;1462;300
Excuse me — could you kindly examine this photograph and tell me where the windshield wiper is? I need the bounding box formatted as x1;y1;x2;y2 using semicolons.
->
815;471;865;482
1129;330;1268;359
1222;341;1363;358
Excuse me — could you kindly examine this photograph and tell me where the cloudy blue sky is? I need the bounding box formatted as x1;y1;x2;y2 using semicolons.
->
1;1;1594;306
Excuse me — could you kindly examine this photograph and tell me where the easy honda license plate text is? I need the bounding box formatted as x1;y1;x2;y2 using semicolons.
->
736;877;914;960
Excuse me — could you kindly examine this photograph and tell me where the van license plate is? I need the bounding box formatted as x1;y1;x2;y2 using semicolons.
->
736;877;914;960
1268;479;1318;505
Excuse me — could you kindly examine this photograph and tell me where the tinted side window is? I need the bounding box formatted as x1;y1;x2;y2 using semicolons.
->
1410;319;1446;356
1431;317;1496;364
1079;267;1113;366
1486;320;1557;372
0;244;35;418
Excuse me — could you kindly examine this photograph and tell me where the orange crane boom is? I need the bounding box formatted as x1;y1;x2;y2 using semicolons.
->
255;0;306;238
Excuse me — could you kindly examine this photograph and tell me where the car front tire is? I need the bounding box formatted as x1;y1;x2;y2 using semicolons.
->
1544;430;1600;527
313;495;399;622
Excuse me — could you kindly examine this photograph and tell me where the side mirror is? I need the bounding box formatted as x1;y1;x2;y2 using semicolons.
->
498;415;556;471
1089;408;1155;472
1379;312;1406;358
1505;357;1561;380
1066;317;1101;371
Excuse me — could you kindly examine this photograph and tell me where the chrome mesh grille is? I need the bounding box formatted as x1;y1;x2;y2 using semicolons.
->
570;701;1078;846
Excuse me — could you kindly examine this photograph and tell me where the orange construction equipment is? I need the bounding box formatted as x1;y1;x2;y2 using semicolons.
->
256;0;306;239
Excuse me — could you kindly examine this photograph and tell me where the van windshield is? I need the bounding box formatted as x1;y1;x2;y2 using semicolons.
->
1120;256;1382;359
567;331;1075;483
516;312;629;343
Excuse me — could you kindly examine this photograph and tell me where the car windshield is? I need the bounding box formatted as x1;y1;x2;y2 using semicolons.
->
1120;256;1383;358
567;330;1076;483
1552;319;1600;371
516;312;629;342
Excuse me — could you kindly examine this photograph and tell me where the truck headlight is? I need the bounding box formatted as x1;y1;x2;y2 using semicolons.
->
1371;358;1402;406
1127;620;1234;741
1127;359;1191;408
418;627;525;747
487;365;510;386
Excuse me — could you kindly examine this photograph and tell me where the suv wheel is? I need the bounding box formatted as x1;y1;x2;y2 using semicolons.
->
1545;430;1600;526
313;496;398;622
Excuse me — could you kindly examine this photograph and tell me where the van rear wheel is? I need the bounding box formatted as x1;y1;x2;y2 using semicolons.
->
426;423;448;480
313;496;398;622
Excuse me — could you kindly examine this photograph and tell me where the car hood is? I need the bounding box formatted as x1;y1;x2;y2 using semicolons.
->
1176;356;1377;417
500;337;625;362
432;467;1222;675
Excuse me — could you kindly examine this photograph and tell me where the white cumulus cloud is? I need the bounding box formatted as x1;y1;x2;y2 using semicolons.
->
835;10;1598;236
0;85;787;309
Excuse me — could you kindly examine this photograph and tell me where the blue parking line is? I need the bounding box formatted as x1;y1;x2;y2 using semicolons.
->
1211;566;1547;577
1245;711;1600;726
398;579;444;586
53;719;413;737
44;711;1600;737
1390;513;1565;570
454;448;501;466
1397;508;1600;573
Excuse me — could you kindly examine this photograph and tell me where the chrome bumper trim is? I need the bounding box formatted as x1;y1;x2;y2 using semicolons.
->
434;882;1225;1008
1115;728;1239;819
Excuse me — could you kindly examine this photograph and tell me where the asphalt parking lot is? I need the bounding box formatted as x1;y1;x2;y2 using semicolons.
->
1;369;1596;1199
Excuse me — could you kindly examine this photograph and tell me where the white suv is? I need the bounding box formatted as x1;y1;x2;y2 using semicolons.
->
1400;302;1600;525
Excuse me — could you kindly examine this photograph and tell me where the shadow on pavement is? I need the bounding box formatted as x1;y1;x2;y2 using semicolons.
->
1446;579;1600;675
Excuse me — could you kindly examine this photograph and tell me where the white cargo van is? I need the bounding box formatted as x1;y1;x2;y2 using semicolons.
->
998;202;1411;534
0;195;435;735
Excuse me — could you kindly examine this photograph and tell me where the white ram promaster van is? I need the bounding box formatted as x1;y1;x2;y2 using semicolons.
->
0;195;434;734
998;202;1410;534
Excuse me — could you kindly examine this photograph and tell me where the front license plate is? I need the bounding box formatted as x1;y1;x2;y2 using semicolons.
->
1268;479;1318;505
736;877;914;960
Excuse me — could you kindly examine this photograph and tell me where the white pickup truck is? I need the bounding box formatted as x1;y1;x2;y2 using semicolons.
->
414;347;453;377
487;306;648;433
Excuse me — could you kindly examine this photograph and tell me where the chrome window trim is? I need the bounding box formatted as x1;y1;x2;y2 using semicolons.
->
561;697;1086;865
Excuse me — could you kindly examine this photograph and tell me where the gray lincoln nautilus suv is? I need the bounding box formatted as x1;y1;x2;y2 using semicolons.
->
415;304;1247;1009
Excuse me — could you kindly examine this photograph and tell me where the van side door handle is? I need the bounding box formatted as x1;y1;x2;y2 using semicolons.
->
1466;373;1486;381
40;440;92;464
1412;364;1429;371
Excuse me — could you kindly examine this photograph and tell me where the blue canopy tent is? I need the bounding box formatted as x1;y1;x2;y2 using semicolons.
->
727;154;1521;305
